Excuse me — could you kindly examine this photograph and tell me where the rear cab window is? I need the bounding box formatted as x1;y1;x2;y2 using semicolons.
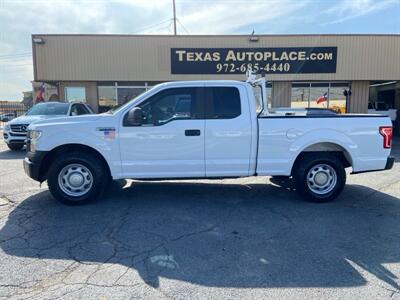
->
205;87;241;119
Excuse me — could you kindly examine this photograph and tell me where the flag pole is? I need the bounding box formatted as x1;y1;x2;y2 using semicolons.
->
172;0;177;35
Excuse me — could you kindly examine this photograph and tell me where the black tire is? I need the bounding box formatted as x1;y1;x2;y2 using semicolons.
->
47;152;109;205
7;143;24;151
294;153;346;203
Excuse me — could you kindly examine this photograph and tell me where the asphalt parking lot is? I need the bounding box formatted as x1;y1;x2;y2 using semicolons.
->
0;138;400;299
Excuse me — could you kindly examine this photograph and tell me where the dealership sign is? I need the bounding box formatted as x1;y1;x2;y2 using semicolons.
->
171;47;337;74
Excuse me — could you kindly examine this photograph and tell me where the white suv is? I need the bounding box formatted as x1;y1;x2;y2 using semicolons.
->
4;102;93;151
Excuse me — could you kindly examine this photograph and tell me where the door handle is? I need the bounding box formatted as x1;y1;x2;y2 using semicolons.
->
185;129;201;136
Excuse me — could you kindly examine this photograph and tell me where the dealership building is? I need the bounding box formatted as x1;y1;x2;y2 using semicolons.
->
32;34;399;127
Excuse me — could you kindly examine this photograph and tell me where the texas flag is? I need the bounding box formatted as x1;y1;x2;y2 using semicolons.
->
316;92;328;104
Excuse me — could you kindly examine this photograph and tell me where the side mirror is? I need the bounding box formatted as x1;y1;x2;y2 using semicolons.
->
127;107;143;126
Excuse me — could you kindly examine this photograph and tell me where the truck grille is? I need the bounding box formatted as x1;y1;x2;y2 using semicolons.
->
10;124;29;133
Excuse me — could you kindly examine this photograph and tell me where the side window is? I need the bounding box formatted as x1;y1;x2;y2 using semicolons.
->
76;104;90;115
70;104;90;115
207;87;241;119
138;88;199;126
70;105;78;116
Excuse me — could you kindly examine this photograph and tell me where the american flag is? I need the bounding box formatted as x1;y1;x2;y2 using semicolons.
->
34;82;45;103
104;129;116;140
316;92;328;104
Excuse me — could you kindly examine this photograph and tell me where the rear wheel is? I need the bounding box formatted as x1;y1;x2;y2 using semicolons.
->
7;143;24;151
47;152;109;205
294;153;346;203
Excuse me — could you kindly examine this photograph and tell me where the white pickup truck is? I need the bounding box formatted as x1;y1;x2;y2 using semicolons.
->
23;75;394;205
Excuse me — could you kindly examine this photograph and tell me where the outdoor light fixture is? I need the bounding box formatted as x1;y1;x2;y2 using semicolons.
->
33;37;45;44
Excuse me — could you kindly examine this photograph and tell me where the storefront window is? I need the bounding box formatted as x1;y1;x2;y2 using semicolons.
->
291;83;310;108
291;82;349;113
65;87;86;102
309;83;329;109
117;87;146;105
98;86;117;112
98;84;147;113
329;83;349;113
96;82;174;113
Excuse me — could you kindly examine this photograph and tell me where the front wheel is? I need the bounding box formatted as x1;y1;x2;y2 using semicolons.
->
47;152;108;205
294;153;346;203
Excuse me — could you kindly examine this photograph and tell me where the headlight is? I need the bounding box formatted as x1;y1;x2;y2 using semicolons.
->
29;130;42;140
4;123;10;131
28;130;42;153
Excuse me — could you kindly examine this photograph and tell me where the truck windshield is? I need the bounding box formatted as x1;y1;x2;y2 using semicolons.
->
26;103;70;115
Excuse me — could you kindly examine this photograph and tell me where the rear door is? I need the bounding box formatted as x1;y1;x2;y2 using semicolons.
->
204;85;253;177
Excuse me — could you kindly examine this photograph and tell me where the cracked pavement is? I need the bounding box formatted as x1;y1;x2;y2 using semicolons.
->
0;139;400;299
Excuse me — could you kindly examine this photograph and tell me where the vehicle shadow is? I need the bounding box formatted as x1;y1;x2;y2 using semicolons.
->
0;148;26;160
1;181;399;290
390;137;400;161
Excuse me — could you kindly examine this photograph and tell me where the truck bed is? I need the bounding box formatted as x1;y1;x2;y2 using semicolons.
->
256;114;392;176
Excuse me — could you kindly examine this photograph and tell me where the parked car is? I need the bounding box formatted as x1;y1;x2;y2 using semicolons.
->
23;77;394;205
3;101;93;151
0;113;15;122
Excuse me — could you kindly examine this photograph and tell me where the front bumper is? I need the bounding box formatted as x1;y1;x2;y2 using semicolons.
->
3;130;26;145
5;139;26;146
23;151;48;182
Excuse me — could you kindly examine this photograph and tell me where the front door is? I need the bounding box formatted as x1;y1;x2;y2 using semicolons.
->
119;87;205;178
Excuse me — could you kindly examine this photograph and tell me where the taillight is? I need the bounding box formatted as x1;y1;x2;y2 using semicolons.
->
379;126;393;149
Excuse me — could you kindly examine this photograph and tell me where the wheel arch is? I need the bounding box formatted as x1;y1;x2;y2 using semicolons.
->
290;142;353;176
39;143;112;181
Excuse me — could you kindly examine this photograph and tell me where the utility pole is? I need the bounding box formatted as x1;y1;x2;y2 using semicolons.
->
172;0;177;35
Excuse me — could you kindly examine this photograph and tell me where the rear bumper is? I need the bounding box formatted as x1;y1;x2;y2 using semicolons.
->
23;151;48;182
385;156;395;170
352;156;395;174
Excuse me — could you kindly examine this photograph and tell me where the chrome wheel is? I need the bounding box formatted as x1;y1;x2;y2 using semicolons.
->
306;164;337;195
58;164;93;197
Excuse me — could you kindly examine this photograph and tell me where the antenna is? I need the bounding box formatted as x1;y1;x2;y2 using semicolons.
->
172;0;177;35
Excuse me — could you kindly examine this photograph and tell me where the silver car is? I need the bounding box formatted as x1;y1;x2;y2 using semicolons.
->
3;102;94;151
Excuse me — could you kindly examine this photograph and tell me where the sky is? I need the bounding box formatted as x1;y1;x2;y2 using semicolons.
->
0;0;399;100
